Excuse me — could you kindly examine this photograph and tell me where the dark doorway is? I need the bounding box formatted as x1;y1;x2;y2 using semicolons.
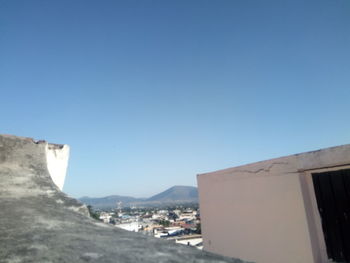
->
312;169;350;263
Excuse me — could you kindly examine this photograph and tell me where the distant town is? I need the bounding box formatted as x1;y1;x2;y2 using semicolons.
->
81;186;202;249
87;204;202;249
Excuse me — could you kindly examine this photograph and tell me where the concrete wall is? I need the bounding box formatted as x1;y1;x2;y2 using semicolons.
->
197;145;350;263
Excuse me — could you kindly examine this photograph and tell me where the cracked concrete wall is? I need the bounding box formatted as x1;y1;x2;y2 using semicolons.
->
197;145;350;263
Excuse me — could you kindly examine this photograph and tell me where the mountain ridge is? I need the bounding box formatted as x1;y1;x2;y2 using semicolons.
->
79;185;198;208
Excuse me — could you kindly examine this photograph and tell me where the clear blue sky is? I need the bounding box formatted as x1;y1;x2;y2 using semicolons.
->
1;0;349;198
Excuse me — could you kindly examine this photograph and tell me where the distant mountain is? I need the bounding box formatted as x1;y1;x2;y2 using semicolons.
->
79;186;198;209
147;185;198;202
79;195;146;209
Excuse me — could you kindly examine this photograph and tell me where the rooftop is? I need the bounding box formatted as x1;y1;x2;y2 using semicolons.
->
0;134;249;263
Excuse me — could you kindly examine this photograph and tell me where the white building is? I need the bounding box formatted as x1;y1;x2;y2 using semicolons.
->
115;221;141;232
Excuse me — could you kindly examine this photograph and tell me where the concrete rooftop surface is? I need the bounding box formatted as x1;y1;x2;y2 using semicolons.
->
0;134;249;263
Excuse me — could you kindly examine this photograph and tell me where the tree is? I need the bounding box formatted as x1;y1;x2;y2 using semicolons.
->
195;223;201;234
159;219;170;227
87;205;101;221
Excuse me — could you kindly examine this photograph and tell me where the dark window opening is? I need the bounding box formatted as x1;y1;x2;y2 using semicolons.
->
312;169;350;262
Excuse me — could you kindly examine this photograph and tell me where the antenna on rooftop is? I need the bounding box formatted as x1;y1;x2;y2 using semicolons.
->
117;201;122;212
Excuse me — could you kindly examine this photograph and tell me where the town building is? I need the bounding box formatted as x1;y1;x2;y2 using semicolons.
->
198;144;350;263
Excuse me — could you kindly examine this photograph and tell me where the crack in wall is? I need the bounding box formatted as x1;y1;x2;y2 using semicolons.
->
233;162;290;175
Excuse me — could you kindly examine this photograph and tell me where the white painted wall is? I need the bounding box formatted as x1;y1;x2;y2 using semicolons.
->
115;222;140;232
176;237;203;247
46;144;69;190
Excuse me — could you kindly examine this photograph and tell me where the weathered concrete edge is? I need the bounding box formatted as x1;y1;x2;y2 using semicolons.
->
197;144;350;178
